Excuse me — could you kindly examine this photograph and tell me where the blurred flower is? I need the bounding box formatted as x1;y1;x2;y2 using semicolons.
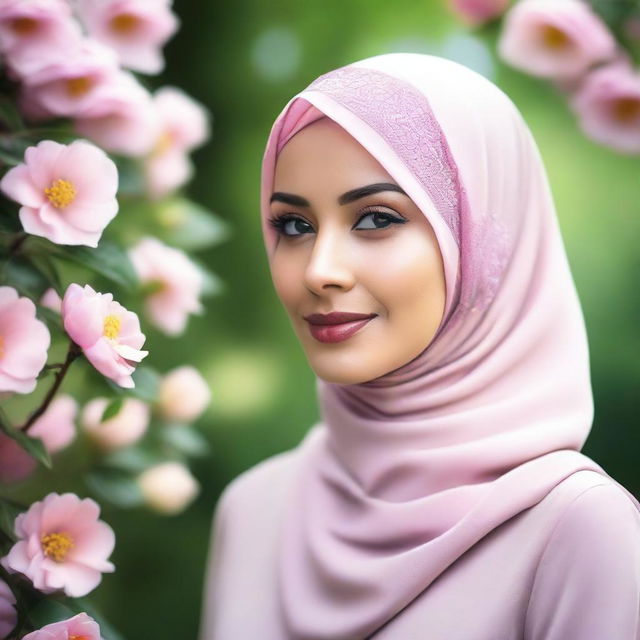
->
77;0;179;74
0;393;78;483
40;287;62;313
0;139;119;248
1;492;115;597
137;461;200;515
448;0;510;26
81;396;150;450
74;71;160;157
22;612;101;640
0;0;82;78
0;286;50;394
498;0;616;79
571;61;640;153
128;236;204;336
31;393;78;453
20;38;119;118
158;365;211;422
144;86;210;199
0;434;37;483
62;283;149;389
0;578;16;639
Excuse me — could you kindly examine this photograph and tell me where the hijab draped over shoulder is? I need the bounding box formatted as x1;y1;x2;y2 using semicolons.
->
259;53;633;640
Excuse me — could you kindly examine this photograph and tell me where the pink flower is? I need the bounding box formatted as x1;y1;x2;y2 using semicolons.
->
0;433;37;483
137;461;200;515
144;87;210;198
40;287;62;313
0;286;50;394
30;393;78;453
0;139;119;248
77;0;179;74
570;62;640;153
0;0;82;78
158;365;211;422
498;0;617;79
128;236;204;336
448;0;510;25
1;492;115;598
20;38;119;119
81;396;150;450
0;394;77;484
74;71;160;157
0;577;17;639
62;283;149;389
22;612;101;640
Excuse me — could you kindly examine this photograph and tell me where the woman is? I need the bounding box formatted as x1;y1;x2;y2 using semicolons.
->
199;53;640;639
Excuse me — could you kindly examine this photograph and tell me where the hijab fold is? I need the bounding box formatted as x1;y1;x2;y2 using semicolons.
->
259;53;633;639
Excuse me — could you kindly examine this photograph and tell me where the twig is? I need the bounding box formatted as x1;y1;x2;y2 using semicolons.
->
21;341;81;433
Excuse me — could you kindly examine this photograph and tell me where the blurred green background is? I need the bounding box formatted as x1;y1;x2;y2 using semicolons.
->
6;0;640;638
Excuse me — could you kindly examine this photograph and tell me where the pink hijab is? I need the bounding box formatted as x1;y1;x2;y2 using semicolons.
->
259;53;624;639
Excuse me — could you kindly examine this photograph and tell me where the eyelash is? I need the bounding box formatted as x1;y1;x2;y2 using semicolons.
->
268;209;407;237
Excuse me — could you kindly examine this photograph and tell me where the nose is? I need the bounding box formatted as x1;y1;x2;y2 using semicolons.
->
303;226;356;295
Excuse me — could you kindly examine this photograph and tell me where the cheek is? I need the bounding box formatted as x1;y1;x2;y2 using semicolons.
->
361;234;444;322
270;252;303;311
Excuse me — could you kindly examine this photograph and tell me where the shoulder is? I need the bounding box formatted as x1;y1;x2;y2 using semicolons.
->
543;472;640;543
524;472;640;639
214;448;299;522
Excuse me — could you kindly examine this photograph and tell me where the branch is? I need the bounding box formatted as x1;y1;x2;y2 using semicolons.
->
20;340;82;433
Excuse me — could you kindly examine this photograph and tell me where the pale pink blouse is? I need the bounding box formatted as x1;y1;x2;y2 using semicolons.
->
199;449;640;639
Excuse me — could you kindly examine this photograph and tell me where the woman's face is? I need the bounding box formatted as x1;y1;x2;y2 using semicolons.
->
268;118;446;385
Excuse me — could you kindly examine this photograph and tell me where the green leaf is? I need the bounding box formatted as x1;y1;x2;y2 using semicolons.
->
0;209;22;233
0;408;52;469
155;198;230;250
0;97;24;132
49;238;139;290
85;469;144;508
102;446;164;473
35;305;63;333
128;365;160;402
160;424;211;458
100;398;124;422
26;251;64;294
27;599;77;628
3;254;49;299
0;500;21;541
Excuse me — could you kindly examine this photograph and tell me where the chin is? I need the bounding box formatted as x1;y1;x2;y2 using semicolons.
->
308;355;383;386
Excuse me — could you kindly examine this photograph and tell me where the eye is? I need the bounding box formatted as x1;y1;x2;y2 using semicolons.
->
268;214;314;237
353;210;407;230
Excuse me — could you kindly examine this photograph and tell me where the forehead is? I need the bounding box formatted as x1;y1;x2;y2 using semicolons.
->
273;118;394;192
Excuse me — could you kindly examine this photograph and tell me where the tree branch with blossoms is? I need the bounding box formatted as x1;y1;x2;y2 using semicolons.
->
0;0;225;637
447;0;640;154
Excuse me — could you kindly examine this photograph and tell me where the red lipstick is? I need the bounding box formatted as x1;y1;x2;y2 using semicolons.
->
303;312;377;344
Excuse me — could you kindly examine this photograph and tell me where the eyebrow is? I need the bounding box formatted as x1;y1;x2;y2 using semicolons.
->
270;182;408;207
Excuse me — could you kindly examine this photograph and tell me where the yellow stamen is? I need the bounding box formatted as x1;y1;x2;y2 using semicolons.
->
44;179;76;208
613;97;640;123
153;131;174;157
66;76;93;98
11;17;38;35
540;24;571;50
103;314;121;339
70;636;90;640
110;13;140;34
41;532;74;562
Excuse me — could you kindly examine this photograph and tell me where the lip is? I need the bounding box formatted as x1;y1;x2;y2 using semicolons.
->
304;312;377;344
304;312;377;325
